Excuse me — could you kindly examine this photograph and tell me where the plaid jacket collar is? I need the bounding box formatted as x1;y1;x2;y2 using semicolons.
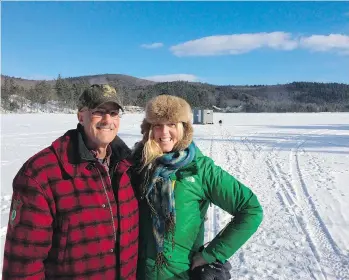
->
51;124;131;177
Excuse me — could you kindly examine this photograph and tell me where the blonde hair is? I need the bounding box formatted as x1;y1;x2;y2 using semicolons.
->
142;122;184;168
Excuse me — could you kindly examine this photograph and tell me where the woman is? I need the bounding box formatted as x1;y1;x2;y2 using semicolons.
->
133;95;263;280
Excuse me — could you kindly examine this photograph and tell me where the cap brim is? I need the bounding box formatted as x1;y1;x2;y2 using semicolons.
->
96;101;124;112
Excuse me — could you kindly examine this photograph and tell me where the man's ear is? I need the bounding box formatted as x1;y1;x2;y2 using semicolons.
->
77;111;84;124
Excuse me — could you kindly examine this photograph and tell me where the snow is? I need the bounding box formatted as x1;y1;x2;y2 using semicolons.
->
1;112;349;279
0;96;144;114
1;96;77;114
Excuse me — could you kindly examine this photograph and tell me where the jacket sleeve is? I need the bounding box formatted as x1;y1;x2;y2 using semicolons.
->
201;158;263;264
2;172;53;280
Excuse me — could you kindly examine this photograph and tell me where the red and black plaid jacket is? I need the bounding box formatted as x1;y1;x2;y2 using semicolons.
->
2;125;139;280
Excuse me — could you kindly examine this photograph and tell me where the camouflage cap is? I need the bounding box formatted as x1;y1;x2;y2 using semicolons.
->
77;84;124;111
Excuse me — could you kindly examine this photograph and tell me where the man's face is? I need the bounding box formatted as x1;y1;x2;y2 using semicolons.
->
77;102;121;149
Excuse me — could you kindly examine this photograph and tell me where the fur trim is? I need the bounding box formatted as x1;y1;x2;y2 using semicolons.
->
141;95;194;151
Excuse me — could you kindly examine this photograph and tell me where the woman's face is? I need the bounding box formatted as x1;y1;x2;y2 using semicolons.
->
152;122;181;153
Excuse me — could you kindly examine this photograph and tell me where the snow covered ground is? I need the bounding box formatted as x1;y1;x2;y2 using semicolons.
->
1;112;349;279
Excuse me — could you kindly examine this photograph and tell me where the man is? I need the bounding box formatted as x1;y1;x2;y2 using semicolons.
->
2;84;139;279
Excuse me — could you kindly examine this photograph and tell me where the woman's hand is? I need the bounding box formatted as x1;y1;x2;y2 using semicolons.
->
191;252;209;270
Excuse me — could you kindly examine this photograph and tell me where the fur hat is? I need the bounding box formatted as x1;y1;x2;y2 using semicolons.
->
141;95;194;151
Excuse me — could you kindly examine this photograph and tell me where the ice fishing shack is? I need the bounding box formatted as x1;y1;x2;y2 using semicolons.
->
193;109;214;124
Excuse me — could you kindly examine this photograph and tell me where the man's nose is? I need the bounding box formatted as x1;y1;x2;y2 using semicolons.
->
101;113;113;122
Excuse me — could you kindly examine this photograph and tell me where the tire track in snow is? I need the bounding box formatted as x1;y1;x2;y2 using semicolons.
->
201;123;348;279
262;129;348;279
265;156;302;233
291;139;349;280
264;153;321;280
266;131;329;279
242;129;327;279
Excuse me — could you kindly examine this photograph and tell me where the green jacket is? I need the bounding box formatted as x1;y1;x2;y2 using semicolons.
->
136;145;263;280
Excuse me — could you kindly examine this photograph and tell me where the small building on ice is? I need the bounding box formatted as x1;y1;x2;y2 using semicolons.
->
193;109;214;124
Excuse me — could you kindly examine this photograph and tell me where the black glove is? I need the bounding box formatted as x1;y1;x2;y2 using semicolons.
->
190;260;232;280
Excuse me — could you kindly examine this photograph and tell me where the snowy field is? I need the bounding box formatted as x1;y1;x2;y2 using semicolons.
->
1;112;349;279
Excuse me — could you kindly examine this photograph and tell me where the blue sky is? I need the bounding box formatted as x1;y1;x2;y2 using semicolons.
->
2;1;349;85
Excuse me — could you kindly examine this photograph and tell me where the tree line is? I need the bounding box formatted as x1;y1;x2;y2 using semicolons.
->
1;75;349;112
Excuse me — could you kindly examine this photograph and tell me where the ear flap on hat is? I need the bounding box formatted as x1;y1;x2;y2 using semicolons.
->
174;122;193;151
140;118;151;144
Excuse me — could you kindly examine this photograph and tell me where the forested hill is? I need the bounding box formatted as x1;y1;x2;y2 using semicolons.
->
1;74;348;112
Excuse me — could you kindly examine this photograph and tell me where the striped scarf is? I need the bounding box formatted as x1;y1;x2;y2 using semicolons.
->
145;142;196;268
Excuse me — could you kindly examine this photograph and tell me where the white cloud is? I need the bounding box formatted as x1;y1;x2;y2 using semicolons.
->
143;74;199;82
170;32;298;56
140;42;164;49
21;74;56;81
170;32;349;56
299;34;349;54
